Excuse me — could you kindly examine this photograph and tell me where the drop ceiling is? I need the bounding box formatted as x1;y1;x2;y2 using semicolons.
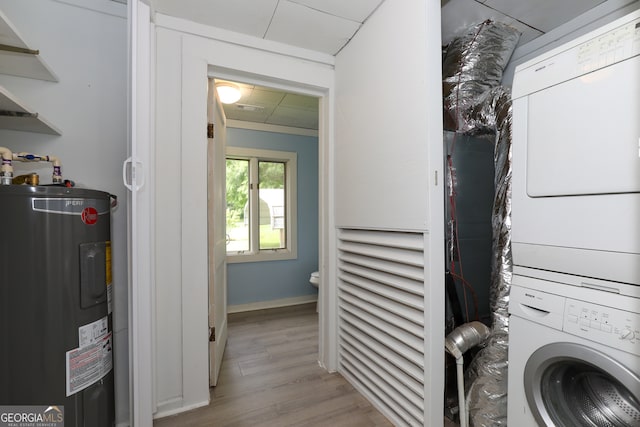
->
441;0;607;47
215;80;319;131
152;0;385;56
151;0;613;130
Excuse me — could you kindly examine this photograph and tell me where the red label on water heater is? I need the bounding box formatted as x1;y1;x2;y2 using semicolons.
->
81;207;98;225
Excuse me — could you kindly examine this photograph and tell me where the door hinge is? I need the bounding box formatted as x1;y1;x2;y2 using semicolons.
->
207;123;214;139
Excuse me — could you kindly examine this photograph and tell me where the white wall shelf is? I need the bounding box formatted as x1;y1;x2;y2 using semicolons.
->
0;10;58;82
0;86;61;135
0;9;60;135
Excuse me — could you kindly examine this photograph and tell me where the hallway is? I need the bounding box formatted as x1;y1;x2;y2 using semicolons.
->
154;303;392;426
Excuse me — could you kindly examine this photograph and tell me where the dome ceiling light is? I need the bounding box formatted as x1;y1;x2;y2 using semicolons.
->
216;83;242;104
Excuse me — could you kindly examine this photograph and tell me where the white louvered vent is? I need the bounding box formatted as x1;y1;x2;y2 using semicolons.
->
338;228;426;426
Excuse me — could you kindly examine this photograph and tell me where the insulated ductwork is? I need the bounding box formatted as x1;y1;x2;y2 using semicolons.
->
446;321;492;427
464;86;514;427
442;20;520;132
441;19;518;425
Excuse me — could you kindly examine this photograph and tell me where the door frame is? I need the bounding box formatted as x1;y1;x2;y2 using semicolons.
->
128;1;154;426
151;14;337;416
208;65;336;370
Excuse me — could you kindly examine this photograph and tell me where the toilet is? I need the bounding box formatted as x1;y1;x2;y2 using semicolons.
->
309;271;319;288
309;271;319;312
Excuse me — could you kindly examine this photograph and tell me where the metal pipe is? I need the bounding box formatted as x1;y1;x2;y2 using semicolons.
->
445;321;491;427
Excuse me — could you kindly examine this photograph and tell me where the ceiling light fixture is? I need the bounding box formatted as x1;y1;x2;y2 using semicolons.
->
216;83;242;104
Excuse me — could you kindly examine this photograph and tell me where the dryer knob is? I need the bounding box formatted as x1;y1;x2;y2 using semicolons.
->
620;329;635;341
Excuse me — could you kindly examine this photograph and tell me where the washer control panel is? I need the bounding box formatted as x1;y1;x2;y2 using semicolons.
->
564;298;640;356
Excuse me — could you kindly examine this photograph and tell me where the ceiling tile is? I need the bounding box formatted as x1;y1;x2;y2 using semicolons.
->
280;93;319;111
241;87;286;107
266;0;361;54
153;0;278;38
224;103;275;123
484;0;606;32
288;0;384;23
267;105;319;129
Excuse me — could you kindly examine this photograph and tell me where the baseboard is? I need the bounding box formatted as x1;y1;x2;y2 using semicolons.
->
154;399;210;420
228;294;318;313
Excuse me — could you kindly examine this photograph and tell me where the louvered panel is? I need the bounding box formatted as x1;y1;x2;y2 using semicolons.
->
339;228;424;251
339;252;424;282
341;338;424;399
340;262;424;296
340;286;424;332
342;368;410;426
339;366;413;427
339;240;424;267
341;344;424;414
338;228;426;426
342;358;423;426
341;310;424;368
341;326;424;383
340;271;423;310
340;298;423;352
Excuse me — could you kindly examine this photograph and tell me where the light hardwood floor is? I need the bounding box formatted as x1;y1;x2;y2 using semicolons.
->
154;303;393;426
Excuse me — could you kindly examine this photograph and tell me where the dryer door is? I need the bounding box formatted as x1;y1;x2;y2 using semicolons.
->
524;343;640;426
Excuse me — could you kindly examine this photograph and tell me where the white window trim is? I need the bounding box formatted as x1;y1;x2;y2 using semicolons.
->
226;146;297;263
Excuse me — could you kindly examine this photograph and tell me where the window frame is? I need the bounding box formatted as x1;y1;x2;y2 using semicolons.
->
225;146;297;263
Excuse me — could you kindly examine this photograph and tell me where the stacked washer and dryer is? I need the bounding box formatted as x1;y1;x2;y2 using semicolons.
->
508;8;640;426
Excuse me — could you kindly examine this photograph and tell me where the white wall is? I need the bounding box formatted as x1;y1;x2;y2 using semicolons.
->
153;15;335;417
334;0;445;425
0;0;129;424
334;0;433;231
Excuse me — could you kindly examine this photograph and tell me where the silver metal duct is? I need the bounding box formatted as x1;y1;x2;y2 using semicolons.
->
442;20;520;132
446;321;492;427
464;86;514;427
442;19;518;425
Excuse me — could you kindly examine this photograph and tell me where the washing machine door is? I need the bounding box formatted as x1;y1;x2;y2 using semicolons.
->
524;342;640;426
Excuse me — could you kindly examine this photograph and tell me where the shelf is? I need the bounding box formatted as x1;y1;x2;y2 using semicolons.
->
0;86;61;135
0;10;60;135
0;9;58;82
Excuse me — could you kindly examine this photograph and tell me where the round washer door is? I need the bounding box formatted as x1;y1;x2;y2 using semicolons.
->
524;342;640;426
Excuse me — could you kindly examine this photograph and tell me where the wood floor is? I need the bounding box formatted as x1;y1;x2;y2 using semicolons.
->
154;303;393;426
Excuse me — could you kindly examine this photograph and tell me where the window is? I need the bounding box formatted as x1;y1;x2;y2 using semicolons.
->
225;147;297;262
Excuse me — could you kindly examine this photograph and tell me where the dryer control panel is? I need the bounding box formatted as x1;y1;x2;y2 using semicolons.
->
564;298;640;356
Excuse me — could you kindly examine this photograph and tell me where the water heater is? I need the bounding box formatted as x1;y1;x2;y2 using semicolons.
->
0;185;115;427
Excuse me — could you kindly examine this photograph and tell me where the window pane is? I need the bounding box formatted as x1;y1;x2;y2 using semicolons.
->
258;161;285;250
226;158;250;252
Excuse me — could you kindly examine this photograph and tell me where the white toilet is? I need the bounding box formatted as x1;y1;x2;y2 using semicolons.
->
309;271;319;312
309;271;319;288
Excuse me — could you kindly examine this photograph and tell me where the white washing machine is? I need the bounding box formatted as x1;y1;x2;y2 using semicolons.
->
508;267;640;426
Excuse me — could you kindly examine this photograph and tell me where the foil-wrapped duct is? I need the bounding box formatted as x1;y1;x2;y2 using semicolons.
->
442;20;520;132
463;86;513;427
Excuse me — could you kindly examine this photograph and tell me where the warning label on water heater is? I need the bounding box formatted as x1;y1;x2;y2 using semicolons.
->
66;317;113;396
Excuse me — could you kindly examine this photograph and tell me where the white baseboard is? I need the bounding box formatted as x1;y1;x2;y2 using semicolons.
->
154;399;210;420
228;294;318;313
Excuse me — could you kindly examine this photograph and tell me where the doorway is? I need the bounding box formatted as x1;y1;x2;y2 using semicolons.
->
207;75;322;387
152;27;337;417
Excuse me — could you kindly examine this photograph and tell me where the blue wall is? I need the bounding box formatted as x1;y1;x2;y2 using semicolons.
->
226;127;319;306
